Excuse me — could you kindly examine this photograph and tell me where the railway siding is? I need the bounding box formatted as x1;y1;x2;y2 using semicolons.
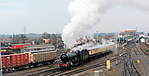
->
130;43;149;76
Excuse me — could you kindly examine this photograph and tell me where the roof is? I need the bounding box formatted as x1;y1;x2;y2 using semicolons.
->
23;44;55;50
12;43;31;45
124;29;136;32
11;43;31;49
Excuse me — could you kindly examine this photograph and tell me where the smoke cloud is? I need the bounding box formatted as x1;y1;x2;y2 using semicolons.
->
62;0;149;48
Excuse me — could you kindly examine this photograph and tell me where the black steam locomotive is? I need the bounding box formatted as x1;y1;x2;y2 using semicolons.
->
58;43;115;69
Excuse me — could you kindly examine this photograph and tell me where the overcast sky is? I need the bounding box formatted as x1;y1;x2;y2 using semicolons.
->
0;0;149;34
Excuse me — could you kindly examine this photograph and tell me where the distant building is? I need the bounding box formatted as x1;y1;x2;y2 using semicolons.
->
43;39;50;44
124;29;136;33
124;29;136;35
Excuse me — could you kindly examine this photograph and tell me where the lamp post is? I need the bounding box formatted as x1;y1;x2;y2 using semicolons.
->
0;42;3;76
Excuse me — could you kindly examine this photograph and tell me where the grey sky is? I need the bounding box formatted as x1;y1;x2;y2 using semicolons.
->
96;5;149;33
0;0;149;34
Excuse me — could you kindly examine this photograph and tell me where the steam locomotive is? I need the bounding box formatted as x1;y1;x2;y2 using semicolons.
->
58;42;115;69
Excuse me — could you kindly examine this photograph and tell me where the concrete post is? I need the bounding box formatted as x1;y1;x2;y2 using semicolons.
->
0;42;3;76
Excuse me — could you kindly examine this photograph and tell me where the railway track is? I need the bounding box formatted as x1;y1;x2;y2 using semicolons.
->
134;45;145;55
26;68;59;76
4;64;58;76
132;43;149;56
140;43;149;55
123;52;141;76
120;41;142;76
122;42;149;76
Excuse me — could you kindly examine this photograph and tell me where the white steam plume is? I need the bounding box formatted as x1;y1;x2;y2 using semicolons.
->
62;0;149;48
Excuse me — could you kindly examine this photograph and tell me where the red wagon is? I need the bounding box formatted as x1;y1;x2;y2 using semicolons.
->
2;53;29;70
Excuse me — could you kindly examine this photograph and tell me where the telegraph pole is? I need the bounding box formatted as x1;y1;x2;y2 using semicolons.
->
24;25;26;43
0;42;3;76
24;25;26;35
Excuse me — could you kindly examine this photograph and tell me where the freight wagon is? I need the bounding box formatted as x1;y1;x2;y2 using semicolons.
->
59;42;115;69
2;53;29;71
25;50;57;67
2;50;57;71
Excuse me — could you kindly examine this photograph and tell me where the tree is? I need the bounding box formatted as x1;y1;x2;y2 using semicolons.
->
42;32;50;39
12;34;28;44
